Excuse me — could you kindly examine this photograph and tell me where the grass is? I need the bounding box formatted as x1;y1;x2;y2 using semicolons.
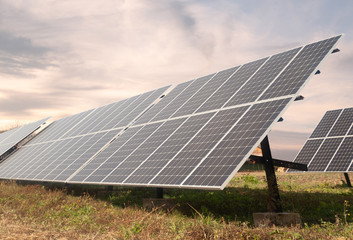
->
0;172;352;239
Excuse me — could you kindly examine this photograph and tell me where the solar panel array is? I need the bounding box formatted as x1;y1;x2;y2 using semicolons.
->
0;35;342;190
0;87;169;181
0;117;50;158
290;107;353;172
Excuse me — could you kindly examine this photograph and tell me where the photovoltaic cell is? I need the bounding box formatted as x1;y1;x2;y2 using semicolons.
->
0;117;49;157
81;123;164;183
308;138;343;171
150;106;249;185
28;110;94;144
102;118;187;183
224;48;300;106
328;108;353;137
114;86;170;128
61;103;119;138
124;112;216;184
62;86;169;137
18;130;122;181
183;98;291;187
259;36;341;100
0;86;169;182
291;106;353;173
135;81;193;125
326;137;353;171
310;110;342;138
150;74;215;122
349;125;353;136
171;66;239;118
69;126;144;182
50;131;121;181
196;58;268;113
290;139;323;165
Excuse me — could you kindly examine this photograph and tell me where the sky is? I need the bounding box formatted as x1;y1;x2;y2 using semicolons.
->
0;0;352;160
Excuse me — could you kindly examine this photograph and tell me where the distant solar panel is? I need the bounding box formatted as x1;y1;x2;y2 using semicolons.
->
0;117;49;158
0;35;342;190
290;107;353;172
0;87;169;180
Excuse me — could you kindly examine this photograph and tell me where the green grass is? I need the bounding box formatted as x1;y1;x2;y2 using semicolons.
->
0;172;353;239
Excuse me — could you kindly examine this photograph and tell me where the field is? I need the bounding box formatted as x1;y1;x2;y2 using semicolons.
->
0;172;353;239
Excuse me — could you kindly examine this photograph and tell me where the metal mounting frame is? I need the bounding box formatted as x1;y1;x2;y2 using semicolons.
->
249;136;308;212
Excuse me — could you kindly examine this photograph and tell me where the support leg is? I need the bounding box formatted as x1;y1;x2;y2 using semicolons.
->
261;136;283;213
156;188;163;199
344;173;352;187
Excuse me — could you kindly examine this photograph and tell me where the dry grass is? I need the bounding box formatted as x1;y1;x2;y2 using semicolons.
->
0;173;352;239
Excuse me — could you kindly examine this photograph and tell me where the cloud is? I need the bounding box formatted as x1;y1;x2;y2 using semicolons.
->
0;0;352;159
0;30;54;77
269;130;310;160
0;89;60;116
0;30;49;55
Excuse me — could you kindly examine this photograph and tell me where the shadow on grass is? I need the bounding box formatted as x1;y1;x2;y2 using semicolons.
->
40;182;353;225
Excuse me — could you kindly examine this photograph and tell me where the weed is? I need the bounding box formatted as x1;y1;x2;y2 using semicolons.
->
344;200;351;224
241;174;260;184
0;173;353;239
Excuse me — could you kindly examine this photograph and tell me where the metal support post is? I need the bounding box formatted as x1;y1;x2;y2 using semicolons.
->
344;173;352;187
156;188;164;199
261;136;283;213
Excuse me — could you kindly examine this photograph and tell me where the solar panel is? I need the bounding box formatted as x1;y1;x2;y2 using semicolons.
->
196;58;267;113
0;117;49;158
290;107;353;172
0;35;342;190
0;87;170;181
69;35;341;189
259;36;341;100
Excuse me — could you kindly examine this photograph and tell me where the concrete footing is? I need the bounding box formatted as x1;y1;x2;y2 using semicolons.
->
143;198;174;211
253;212;301;227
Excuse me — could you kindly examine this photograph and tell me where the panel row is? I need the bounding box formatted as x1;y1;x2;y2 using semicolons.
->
0;129;120;181
309;107;353;139
0;117;49;157
0;35;342;190
69;98;290;188
135;36;341;126
27;86;169;145
292;106;353;173
293;136;353;172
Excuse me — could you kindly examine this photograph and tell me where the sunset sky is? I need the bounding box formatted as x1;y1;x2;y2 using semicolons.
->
0;0;352;160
